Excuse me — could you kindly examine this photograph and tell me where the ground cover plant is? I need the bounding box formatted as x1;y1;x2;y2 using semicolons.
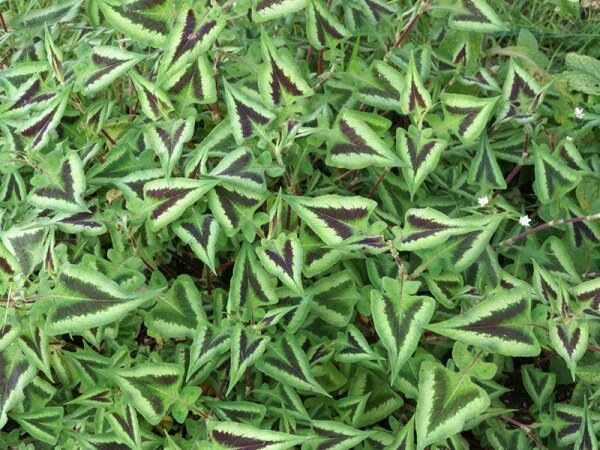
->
1;0;600;448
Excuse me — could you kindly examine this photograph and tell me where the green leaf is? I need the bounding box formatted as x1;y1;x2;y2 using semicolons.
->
400;51;431;116
335;324;382;363
228;326;269;396
256;234;304;296
209;147;267;193
575;402;599;450
0;347;36;429
256;334;329;396
521;364;556;411
144;117;195;177
306;0;350;49
10;406;64;445
146;274;208;338
327;109;402;169
533;145;581;205
108;363;183;425
427;288;541;357
468;134;506;191
107;403;141;450
223;81;275;144
356;60;404;110
309;270;360;327
130;71;173;121
259;32;313;106
371;279;435;383
285;194;377;245
173;212;221;274
498;59;542;124
164;55;217;105
312;420;376;450
441;93;498;144
188;325;231;382
449;0;508;33
45;263;158;336
0;226;47;277
143;177;219;231
228;243;278;320
28;151;87;213
209;421;309;449
18;88;70;151
549;320;588;380
253;0;308;22
397;126;447;198
82;46;144;95
416;361;490;450
208;186;265;237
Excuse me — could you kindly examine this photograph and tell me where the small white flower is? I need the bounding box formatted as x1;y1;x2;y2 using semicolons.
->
519;215;531;227
566;135;573;142
575;107;585;119
477;196;489;207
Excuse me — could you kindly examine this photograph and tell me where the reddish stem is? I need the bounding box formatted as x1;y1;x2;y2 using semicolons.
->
394;0;428;48
368;168;389;199
500;415;547;449
493;131;529;198
0;11;8;32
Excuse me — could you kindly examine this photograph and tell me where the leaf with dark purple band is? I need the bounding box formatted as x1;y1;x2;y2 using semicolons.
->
1;226;47;277
143;177;218;231
224;81;275;143
108;363;182;425
553;404;600;446
0;346;36;429
335;324;381;363
574;402;598;450
400;51;431;115
309;270;360;327
312;420;376;449
521;365;556;411
82;46;144;94
357;60;404;110
468;133;506;191
449;0;508;32
327;109;402;169
174;212;220;274
208;185;265;237
56;207;106;236
256;334;329;396
397;126;447;198
259;32;313;106
209;421;308;449
10;406;63;445
146;274;208;338
163;55;216;105
428;288;541;356
45;263;159;336
359;0;396;22
19;88;69;150
285;194;377;245
498;60;542;124
533;147;581;205
441;93;499;143
253;0;307;22
306;0;350;49
257;234;304;295
0;172;26;204
107;404;141;450
115;168;163;203
159;9;223;81
188;326;231;382
549;320;588;380
209;147;266;193
228;243;278;321
130;71;172;121
228;326;269;395
97;0;169;47
144;117;194;177
1;78;56;117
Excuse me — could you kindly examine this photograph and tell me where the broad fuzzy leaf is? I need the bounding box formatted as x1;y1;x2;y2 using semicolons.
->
256;234;304;295
256;334;329;396
224;81;275;143
45;263;158;335
209;421;308;449
397;126;447;197
253;0;308;22
468;134;506;191
312;420;376;450
449;0;508;32
371;283;435;383
0;347;36;429
259;33;313;106
146;275;208;338
428;289;541;356
144;117;194;177
228;243;278;320
286;194;377;245
28;152;87;213
82;46;144;95
97;0;168;47
109;363;183;425
306;0;350;49
174;213;221;274
416;361;490;450
130;71;173;121
10;407;63;445
143;177;219;231
327;109;402;169
356;60;404;110
400;51;431;115
441;93;499;144
228;326;269;395
549;320;588;380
